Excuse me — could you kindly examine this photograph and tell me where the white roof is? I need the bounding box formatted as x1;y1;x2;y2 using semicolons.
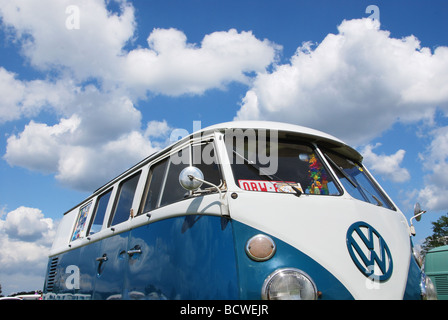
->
202;120;345;144
202;120;362;162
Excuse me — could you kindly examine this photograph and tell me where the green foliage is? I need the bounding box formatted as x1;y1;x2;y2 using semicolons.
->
422;214;448;255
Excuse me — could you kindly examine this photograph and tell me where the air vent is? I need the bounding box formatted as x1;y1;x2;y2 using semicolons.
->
45;257;59;292
434;275;448;296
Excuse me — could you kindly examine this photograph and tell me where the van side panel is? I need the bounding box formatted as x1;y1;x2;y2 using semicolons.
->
93;231;130;300
44;215;238;300
126;215;238;299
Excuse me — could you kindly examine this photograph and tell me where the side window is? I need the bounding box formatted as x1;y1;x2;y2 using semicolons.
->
87;188;112;235
140;142;223;214
159;147;190;207
141;158;168;213
71;201;93;241
109;171;141;227
192;143;221;187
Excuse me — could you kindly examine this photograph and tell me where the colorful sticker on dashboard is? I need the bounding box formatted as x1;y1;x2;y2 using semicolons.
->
238;180;303;193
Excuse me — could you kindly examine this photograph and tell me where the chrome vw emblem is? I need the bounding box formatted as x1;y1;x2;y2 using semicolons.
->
346;222;393;281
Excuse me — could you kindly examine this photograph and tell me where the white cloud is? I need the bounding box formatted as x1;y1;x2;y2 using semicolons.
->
123;28;280;96
361;143;410;183
4;116;80;173
0;0;281;192
0;0;135;82
0;207;55;294
144;119;170;139
417;126;448;211
1;206;54;242
0;68;25;122
235;19;448;146
0;67;72;123
56;130;158;190
4;115;161;191
2;80;169;191
0;1;278;96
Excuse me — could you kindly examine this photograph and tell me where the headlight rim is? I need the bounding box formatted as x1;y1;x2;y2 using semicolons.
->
261;267;318;300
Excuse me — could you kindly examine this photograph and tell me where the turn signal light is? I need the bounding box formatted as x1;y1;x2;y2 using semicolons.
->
245;234;276;261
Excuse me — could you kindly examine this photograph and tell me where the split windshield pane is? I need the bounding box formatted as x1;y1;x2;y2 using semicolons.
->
323;151;395;210
228;136;340;196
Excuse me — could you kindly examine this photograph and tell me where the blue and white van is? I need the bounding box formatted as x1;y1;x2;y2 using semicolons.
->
42;121;431;300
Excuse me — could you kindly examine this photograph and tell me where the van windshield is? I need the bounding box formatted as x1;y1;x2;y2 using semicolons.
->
323;151;395;210
227;135;341;196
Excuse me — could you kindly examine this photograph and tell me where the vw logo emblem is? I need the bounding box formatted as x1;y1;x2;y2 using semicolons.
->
346;221;393;281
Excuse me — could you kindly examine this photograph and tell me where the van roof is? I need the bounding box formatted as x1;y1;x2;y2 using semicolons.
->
201;120;361;161
202;121;343;143
427;244;448;253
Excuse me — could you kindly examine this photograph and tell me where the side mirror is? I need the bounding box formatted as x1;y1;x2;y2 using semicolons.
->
414;202;425;222
179;166;229;217
179;166;204;191
409;202;427;236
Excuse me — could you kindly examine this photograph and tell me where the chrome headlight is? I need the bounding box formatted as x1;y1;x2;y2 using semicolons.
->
422;274;438;300
261;268;318;300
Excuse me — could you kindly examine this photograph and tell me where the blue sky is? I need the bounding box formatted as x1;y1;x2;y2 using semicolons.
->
0;0;447;295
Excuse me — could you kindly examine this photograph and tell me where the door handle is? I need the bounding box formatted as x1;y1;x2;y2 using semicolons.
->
127;245;142;256
96;254;108;276
96;254;108;262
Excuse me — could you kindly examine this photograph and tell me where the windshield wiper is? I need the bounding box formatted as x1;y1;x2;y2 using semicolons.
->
323;153;383;207
323;153;358;189
233;150;302;197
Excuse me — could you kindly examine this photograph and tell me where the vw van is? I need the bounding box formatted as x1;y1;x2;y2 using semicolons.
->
42;121;431;300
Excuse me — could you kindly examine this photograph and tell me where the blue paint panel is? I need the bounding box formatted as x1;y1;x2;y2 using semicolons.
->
93;231;129;300
127;215;239;299
45;216;361;300
45;215;239;299
403;256;423;300
78;240;102;297
53;247;81;296
231;221;354;300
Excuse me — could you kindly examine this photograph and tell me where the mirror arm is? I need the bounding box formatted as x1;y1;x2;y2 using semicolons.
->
409;209;426;236
188;175;230;217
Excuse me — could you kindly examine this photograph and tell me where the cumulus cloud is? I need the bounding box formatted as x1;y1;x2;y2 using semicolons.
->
235;19;448;146
1;206;54;242
0;68;72;123
0;0;280;191
57;130;159;190
123;28;280;96
0;0;278;96
0;0;135;81
0;207;55;293
361;143;410;183
4;114;161;190
417;126;448;210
